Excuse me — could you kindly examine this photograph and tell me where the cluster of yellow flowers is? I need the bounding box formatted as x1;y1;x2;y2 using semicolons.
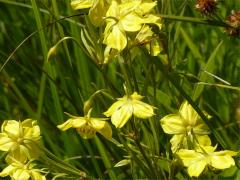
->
71;0;162;63
58;92;155;137
0;119;46;179
160;102;237;177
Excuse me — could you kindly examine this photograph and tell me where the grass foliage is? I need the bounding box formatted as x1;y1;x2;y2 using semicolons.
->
0;0;240;179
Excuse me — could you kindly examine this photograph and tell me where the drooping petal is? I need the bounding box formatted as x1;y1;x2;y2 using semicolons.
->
71;0;94;10
90;119;107;130
57;118;86;131
111;104;133;128
98;122;112;139
132;100;155;119
160;115;185;134
177;149;204;167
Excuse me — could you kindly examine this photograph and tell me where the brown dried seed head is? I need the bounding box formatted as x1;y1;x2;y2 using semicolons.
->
195;0;218;16
225;11;240;37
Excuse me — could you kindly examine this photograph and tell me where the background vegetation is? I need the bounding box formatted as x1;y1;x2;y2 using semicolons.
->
0;0;240;179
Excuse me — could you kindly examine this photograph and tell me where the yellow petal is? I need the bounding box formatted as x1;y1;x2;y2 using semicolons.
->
111;104;133;128
170;134;186;153
13;169;30;180
32;171;46;180
57;118;86;131
103;25;127;51
0;165;15;177
0;133;14;151
103;99;125;117
160;115;185;134
138;1;157;15
132;100;155;119
90;119;107;130
89;0;108;26
195;135;211;147
177;149;204;167
187;160;207;177
2;120;20;137
130;92;144;100
71;0;94;10
121;13;143;32
210;155;235;169
98;122;112;139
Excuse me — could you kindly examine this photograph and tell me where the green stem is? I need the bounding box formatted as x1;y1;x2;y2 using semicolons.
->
160;14;230;27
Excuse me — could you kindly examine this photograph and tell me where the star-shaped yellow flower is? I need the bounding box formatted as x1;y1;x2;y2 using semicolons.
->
0;151;46;180
104;92;155;128
177;145;237;177
160;101;211;152
0;119;41;159
103;0;161;51
57;109;112;139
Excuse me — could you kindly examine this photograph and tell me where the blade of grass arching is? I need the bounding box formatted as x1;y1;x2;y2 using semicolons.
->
51;0;72;68
67;3;91;97
193;41;223;100
180;27;203;61
94;136;117;180
2;70;35;117
31;0;65;156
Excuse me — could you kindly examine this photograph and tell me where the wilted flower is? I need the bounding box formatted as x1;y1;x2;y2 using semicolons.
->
57;109;112;139
160;101;211;152
0;152;46;180
195;0;218;16
177;145;237;177
103;0;161;52
225;10;240;37
104;92;155;128
0;119;41;158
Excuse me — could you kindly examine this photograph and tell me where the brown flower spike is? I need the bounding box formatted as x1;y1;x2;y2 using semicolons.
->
225;11;240;37
195;0;218;16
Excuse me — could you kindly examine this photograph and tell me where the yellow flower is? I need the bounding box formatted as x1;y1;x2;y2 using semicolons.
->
160;101;211;152
177;145;237;177
57;109;112;139
0;152;46;180
103;0;161;51
71;0;109;26
0;119;41;158
104;92;155;128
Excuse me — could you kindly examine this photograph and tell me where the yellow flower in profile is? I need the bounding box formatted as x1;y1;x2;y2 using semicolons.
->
104;92;155;128
0;119;41;158
0;152;46;180
57;109;112;139
177;145;237;177
103;0;161;51
160;101;211;152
